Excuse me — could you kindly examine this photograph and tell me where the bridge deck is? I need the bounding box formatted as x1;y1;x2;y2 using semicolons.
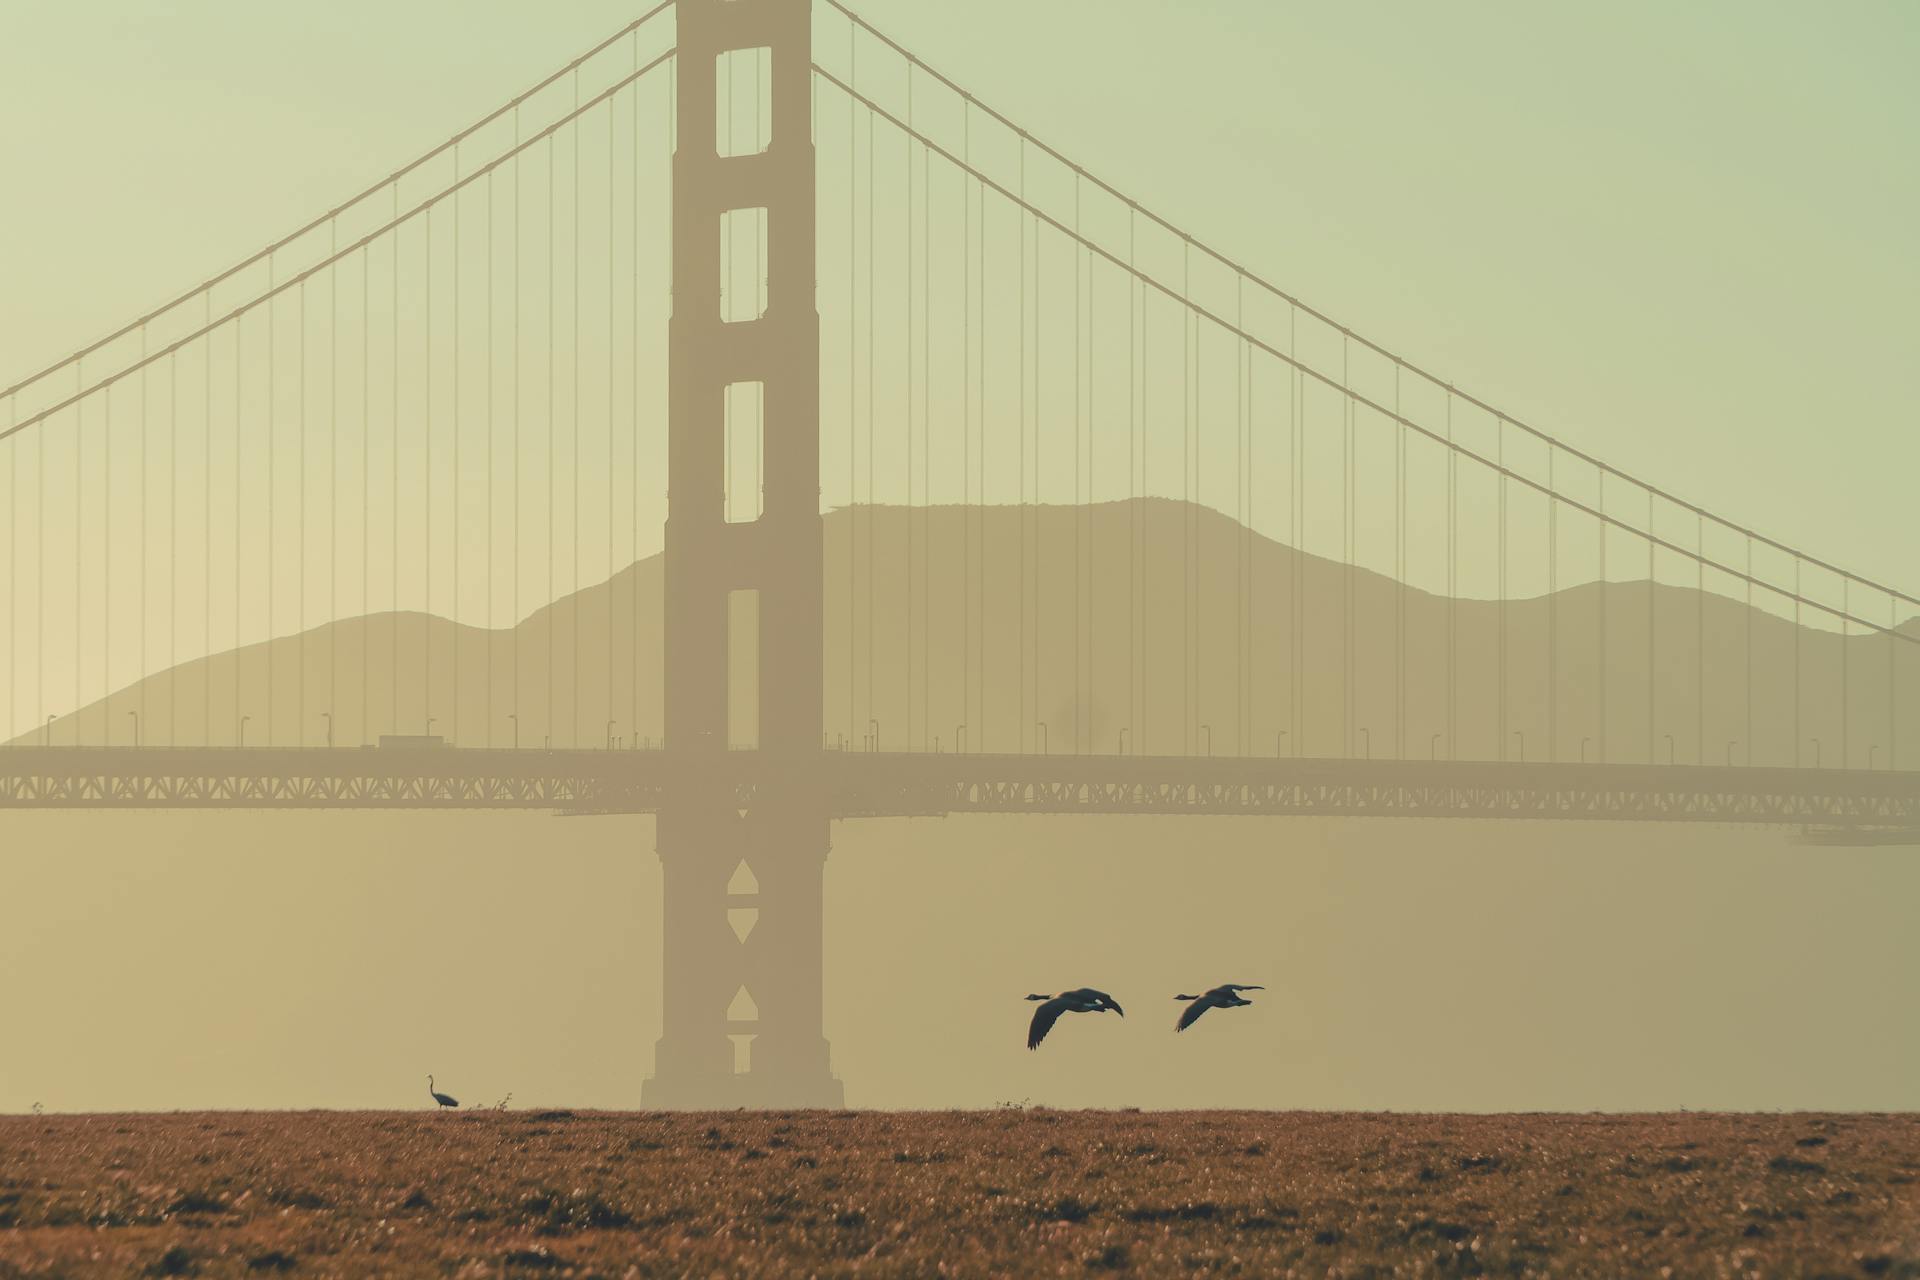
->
1;747;1916;831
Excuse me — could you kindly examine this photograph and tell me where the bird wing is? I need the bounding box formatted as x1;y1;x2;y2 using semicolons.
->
1176;997;1212;1032
1027;997;1070;1050
1086;988;1124;1017
1224;984;1264;992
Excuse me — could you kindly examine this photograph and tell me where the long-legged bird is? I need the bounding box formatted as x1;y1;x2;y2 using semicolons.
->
1174;984;1264;1032
1025;988;1124;1050
427;1074;459;1110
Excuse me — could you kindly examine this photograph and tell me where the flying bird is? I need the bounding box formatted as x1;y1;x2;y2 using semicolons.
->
1174;984;1264;1032
427;1074;459;1110
1025;988;1124;1050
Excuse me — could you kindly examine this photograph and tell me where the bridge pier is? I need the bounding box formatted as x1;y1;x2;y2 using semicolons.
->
644;0;839;1109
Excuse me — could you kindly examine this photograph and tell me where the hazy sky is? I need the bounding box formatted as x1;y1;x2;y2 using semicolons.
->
3;0;1915;590
2;3;1917;1115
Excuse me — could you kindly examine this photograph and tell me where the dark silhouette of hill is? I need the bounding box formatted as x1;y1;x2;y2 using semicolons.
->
20;499;1916;767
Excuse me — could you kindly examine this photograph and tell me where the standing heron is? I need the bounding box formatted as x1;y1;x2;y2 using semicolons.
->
1024;988;1124;1050
1173;984;1264;1032
426;1075;459;1110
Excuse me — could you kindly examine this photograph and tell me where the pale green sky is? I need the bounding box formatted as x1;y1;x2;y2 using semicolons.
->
3;0;1914;592
1;3;1917;1115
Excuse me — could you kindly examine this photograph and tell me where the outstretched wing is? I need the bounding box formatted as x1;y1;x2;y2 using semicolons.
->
1224;984;1264;992
1087;989;1124;1017
1027;997;1069;1050
1176;998;1212;1032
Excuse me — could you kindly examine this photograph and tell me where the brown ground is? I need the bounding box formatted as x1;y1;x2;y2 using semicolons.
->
0;1112;1915;1278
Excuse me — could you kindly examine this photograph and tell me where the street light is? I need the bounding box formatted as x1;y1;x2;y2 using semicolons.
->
239;715;251;748
1118;727;1129;756
508;713;519;748
1726;740;1737;767
955;724;966;754
1580;736;1591;764
1358;727;1370;760
1200;724;1213;756
869;719;879;752
1663;732;1675;765
321;711;334;748
1430;732;1441;761
1276;730;1288;757
127;711;139;747
45;714;55;746
607;720;617;749
1036;722;1048;755
1811;738;1822;769
1869;744;1880;770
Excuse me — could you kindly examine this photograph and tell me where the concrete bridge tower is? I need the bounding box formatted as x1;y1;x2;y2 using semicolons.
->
644;0;841;1108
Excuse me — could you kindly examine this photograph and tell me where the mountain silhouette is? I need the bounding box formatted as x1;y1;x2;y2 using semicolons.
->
18;498;1915;768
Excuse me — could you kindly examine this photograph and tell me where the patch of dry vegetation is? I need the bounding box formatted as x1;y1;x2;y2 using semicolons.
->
0;1111;1915;1277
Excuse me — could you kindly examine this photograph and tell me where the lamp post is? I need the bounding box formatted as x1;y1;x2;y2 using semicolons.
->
127;711;140;748
1869;744;1879;770
1811;738;1822;769
1663;732;1675;765
239;715;250;748
1118;727;1129;756
1726;740;1737;767
1580;736;1590;764
508;713;519;749
607;720;617;750
1512;730;1523;763
1036;722;1048;755
1200;724;1213;757
955;724;966;755
1430;732;1441;761
1276;730;1288;757
321;711;333;748
868;719;879;752
45;714;55;746
1358;726;1370;760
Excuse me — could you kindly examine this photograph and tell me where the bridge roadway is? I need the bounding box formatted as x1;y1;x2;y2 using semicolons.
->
1;747;1916;833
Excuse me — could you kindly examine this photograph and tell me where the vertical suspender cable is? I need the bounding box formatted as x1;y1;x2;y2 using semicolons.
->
1018;139;1027;750
1647;490;1655;762
299;278;308;745
487;158;496;747
1696;512;1704;763
867;105;875;747
573;77;583;747
394;194;403;737
1489;416;1505;756
906;70;915;751
609;92;618;745
514;110;523;745
1446;388;1456;758
1597;470;1606;762
962;95;971;751
921;123;931;750
1548;447;1557;761
268;263;276;745
361;245;369;744
849;38;858;749
330;225;339;747
547;129;557;744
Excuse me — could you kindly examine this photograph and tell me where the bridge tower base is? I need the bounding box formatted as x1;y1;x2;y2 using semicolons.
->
643;0;840;1110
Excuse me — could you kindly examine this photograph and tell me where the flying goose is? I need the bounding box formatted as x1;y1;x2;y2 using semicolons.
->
1024;988;1124;1049
1174;984;1264;1032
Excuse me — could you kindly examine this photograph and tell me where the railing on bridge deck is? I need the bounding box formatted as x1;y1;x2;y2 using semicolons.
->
2;746;1915;834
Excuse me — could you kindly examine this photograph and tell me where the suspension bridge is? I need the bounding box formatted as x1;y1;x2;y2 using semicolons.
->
3;0;1915;1107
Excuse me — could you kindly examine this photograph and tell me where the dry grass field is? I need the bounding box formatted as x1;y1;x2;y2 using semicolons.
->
1;1111;1915;1278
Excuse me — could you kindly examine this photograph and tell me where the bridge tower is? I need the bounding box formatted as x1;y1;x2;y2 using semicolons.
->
643;0;840;1109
